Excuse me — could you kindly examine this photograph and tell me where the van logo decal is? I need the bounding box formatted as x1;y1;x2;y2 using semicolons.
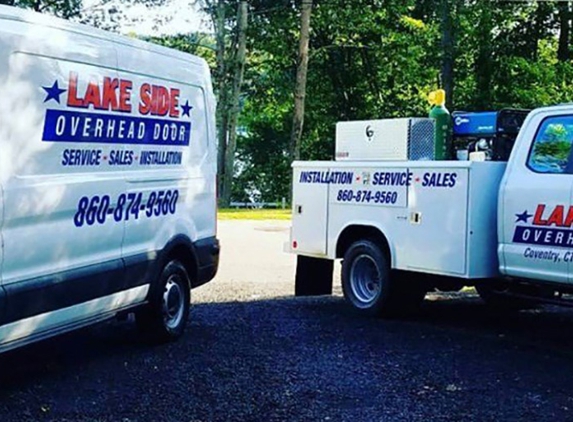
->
40;73;192;148
42;81;67;104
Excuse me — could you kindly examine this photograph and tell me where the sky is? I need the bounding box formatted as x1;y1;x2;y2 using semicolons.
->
83;0;212;36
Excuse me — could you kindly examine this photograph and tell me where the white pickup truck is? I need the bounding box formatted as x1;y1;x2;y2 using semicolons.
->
288;105;573;315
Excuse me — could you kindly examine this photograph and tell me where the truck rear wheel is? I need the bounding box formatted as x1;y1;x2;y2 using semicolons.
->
136;260;191;342
341;240;425;317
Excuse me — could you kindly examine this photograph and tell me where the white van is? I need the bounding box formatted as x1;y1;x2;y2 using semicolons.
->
0;6;219;352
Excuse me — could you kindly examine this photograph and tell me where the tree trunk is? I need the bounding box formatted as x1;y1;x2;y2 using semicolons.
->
558;2;571;62
290;0;312;164
440;0;455;110
475;4;493;109
288;0;313;203
221;0;248;207
529;2;552;62
214;0;228;199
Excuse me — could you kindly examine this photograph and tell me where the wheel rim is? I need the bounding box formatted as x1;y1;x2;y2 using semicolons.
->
349;254;382;305
162;275;185;330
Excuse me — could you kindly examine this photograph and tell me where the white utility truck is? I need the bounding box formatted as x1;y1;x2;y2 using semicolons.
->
288;105;573;315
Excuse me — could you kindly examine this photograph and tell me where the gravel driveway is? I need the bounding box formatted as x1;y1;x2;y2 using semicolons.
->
1;220;573;421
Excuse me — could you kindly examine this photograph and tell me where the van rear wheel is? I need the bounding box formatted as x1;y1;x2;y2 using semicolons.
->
136;260;191;342
341;240;425;317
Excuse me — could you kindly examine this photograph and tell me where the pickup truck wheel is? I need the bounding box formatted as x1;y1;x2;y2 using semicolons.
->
341;240;425;317
136;260;191;342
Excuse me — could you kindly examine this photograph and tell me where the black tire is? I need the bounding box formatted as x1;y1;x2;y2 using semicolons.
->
341;240;425;317
136;260;191;342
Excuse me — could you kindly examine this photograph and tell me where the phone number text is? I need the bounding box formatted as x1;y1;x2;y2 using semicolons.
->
335;189;398;205
74;189;179;227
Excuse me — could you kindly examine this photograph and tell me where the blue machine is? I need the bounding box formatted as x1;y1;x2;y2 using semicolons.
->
451;109;530;161
452;111;498;136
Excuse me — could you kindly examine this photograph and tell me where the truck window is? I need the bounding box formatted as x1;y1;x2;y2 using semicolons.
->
527;116;573;174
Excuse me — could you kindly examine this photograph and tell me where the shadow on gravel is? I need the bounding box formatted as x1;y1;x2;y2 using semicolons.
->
0;317;148;389
2;291;573;388
284;291;573;355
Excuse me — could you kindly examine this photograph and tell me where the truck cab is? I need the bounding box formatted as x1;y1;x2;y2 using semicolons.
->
499;105;573;285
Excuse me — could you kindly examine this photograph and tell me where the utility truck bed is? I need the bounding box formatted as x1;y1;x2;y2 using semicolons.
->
290;160;507;279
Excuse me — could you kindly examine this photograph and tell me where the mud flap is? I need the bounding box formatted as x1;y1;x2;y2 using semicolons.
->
295;256;334;296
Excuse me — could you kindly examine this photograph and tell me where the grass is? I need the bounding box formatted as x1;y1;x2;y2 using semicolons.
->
218;208;292;221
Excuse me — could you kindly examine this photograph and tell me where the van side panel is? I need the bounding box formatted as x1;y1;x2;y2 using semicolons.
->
0;22;137;327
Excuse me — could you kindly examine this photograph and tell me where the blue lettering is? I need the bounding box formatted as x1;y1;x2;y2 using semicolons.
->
109;150;133;166
62;149;102;166
421;172;457;187
372;171;412;186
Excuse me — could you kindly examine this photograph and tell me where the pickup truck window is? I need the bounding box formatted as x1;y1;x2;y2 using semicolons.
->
527;116;573;174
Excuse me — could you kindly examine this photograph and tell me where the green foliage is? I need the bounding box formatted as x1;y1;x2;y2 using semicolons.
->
13;0;81;18
533;124;572;163
146;33;217;66
218;208;291;221
533;140;571;162
235;0;440;201
233;0;573;202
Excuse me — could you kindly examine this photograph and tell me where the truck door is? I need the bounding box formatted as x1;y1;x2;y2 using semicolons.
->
500;114;573;283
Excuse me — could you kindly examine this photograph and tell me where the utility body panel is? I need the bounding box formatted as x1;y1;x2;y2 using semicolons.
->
292;161;505;279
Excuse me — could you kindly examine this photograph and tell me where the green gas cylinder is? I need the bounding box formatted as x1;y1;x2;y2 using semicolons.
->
428;89;452;160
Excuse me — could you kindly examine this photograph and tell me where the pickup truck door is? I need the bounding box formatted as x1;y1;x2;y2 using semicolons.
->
500;113;573;284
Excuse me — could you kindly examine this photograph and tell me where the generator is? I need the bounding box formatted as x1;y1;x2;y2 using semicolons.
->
452;109;530;161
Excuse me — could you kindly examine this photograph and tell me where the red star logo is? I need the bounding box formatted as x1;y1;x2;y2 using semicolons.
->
415;177;420;182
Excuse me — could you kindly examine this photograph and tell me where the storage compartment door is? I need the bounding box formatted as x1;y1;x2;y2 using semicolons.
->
402;168;469;275
291;167;329;256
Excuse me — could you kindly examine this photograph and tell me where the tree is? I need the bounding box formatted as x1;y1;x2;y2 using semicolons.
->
202;0;250;206
289;0;312;164
440;0;460;109
10;0;82;18
222;0;248;206
558;1;571;62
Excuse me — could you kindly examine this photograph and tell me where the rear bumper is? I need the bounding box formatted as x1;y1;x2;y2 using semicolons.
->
193;236;220;288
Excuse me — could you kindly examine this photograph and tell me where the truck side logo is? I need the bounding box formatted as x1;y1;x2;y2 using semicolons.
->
513;204;573;247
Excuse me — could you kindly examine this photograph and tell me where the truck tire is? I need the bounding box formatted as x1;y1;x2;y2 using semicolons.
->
341;240;425;317
136;260;191;342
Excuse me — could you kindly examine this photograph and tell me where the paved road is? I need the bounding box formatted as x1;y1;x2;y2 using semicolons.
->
2;220;573;421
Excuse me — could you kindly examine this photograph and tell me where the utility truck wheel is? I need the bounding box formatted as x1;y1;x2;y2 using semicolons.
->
341;240;425;317
136;260;191;342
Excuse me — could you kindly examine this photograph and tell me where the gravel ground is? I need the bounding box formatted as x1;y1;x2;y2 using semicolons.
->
2;220;573;421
